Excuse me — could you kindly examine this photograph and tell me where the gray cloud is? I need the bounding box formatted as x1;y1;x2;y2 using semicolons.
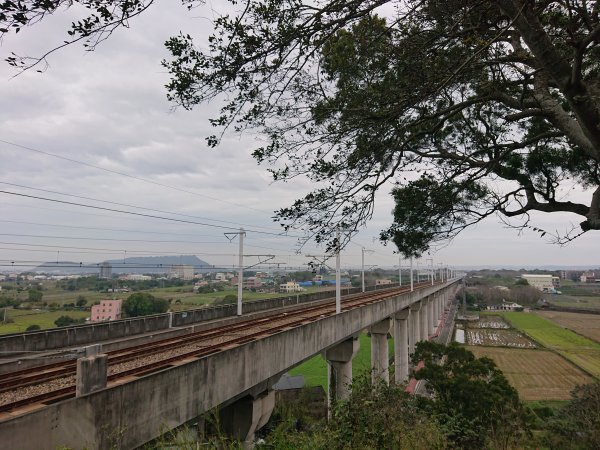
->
0;2;598;270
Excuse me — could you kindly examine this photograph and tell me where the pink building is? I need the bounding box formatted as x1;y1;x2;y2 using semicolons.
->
91;299;123;322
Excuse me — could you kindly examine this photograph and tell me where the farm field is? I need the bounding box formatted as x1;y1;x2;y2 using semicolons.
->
467;346;592;400
464;315;535;348
471;315;510;328
546;294;600;310
0;309;90;335
538;310;600;343
288;333;394;389
499;312;600;377
466;329;535;348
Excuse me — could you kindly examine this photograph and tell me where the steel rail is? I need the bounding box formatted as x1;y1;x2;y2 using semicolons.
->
0;282;439;414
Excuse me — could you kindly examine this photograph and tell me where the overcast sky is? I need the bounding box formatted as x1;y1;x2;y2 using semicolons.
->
0;1;598;272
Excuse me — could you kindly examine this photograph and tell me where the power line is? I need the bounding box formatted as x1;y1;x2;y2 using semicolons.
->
0;181;285;233
0;262;286;270
0;219;223;238
0;189;301;237
0;138;273;214
0;232;232;245
0;241;216;254
0;242;302;259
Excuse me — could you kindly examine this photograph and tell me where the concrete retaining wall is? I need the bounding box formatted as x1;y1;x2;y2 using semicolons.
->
0;314;170;354
0;281;457;450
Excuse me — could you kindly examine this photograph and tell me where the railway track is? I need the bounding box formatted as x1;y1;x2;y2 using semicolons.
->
0;282;437;416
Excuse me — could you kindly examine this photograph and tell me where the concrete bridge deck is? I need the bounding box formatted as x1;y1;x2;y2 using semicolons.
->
0;279;460;449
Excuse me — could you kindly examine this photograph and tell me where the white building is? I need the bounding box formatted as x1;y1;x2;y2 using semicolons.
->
521;274;556;292
279;282;305;293
123;274;152;281
170;265;194;280
580;272;597;283
99;262;112;279
488;301;524;311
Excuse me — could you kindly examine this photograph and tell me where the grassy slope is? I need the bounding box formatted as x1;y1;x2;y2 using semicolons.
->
288;333;395;389
500;312;600;377
0;309;90;334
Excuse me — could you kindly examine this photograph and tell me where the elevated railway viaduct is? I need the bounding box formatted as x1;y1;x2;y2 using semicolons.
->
0;278;460;449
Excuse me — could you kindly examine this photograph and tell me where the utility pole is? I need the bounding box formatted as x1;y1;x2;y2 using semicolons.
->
237;228;245;316
426;258;434;285
462;276;467;316
361;247;366;293
335;226;341;314
431;259;434;285
225;228;246;316
361;247;374;293
410;256;414;292
398;255;402;287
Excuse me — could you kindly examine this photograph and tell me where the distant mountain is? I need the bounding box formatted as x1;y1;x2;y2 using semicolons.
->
459;265;600;271
104;255;214;274
31;255;215;275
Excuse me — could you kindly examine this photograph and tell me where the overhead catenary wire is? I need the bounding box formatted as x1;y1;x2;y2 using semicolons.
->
0;139;273;215
0;232;244;245
0;189;301;237
0;219;226;239
0;181;286;233
0;242;314;260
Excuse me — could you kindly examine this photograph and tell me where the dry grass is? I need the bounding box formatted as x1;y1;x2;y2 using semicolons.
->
467;346;592;401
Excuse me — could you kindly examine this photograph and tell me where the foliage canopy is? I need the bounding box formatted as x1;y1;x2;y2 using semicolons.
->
5;1;600;255
412;341;530;449
123;292;168;317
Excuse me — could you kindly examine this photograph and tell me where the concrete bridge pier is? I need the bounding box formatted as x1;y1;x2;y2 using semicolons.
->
369;319;391;385
393;309;410;383
420;299;429;341
428;295;436;336
219;390;275;449
324;337;360;413
409;302;421;356
440;293;445;317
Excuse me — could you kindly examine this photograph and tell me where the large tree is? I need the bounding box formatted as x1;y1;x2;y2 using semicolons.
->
5;1;600;255
123;292;168;317
412;341;529;449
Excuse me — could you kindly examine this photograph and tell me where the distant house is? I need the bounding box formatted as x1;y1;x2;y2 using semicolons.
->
488;301;523;312
521;274;558;292
91;299;123;322
580;272;597;283
375;279;393;286
279;282;305;293
244;277;263;289
536;299;550;309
